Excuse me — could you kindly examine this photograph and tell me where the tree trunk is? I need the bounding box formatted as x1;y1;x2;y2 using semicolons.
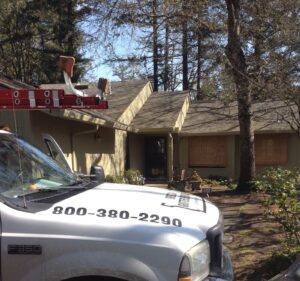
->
152;0;159;91
196;4;202;99
182;1;189;91
196;32;202;99
225;0;255;191
251;2;263;100
163;21;169;91
66;0;75;56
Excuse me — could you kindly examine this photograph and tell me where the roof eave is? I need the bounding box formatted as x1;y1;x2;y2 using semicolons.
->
179;128;295;136
42;109;115;127
134;127;175;134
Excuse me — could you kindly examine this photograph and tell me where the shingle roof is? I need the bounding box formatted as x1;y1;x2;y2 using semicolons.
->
131;91;189;132
40;80;150;123
0;76;35;90
1;75;295;135
181;100;294;135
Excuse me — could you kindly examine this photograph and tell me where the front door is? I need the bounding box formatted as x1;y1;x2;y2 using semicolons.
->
145;136;167;180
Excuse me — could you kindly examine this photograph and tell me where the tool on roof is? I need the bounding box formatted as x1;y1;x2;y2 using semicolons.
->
98;78;111;100
0;56;108;110
58;56;84;97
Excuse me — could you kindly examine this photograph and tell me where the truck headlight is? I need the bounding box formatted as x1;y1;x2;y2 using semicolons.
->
178;240;210;281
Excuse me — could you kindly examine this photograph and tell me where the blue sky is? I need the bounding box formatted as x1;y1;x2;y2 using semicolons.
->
80;20;142;83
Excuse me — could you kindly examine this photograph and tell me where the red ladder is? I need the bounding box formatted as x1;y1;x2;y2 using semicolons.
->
0;56;110;110
0;89;108;110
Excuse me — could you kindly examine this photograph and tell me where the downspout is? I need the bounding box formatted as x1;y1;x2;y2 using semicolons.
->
70;125;99;171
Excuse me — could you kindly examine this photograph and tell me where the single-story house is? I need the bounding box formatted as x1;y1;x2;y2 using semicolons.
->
178;100;300;180
0;77;152;176
1;75;299;181
127;94;299;181
127;91;189;181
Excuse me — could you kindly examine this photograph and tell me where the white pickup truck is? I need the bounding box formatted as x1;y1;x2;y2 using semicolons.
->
0;129;233;281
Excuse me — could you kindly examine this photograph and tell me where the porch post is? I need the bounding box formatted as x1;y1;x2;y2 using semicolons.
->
168;133;174;181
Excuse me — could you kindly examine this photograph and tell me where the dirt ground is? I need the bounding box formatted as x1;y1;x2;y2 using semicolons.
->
197;188;284;281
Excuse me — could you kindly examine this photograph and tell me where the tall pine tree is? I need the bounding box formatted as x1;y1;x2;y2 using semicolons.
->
0;0;88;84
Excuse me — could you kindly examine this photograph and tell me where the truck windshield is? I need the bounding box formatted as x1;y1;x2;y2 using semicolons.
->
0;133;77;198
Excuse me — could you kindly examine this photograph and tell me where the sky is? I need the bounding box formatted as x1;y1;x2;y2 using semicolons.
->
80;20;145;83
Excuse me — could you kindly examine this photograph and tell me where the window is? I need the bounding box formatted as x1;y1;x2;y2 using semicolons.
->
188;136;227;168
255;134;288;166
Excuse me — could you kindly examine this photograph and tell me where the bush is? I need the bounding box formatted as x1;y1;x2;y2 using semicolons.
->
255;167;300;251
206;175;237;190
105;175;124;183
124;169;144;185
207;175;230;182
168;181;186;191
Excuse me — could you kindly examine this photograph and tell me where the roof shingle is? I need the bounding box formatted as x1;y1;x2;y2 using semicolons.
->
40;80;150;125
0;76;35;90
181;100;294;135
131;91;189;132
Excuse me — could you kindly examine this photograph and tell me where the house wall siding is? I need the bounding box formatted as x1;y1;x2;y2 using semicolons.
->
110;129;126;176
0;111;125;177
174;96;190;131
0;111;33;142
118;82;152;125
128;134;145;174
72;126;117;175
29;111;95;173
182;133;299;180
288;134;300;169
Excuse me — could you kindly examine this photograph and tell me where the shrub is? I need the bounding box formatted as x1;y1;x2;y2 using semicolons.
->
168;181;186;191
124;169;143;185
206;175;237;190
105;175;124;183
207;175;230;182
255;167;300;252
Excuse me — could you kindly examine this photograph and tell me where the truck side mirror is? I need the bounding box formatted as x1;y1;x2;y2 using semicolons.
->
90;165;105;184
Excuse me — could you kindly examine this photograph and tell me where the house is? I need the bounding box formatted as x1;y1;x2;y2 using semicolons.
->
127;93;299;181
0;76;152;176
127;91;189;181
1;75;299;181
179;100;299;180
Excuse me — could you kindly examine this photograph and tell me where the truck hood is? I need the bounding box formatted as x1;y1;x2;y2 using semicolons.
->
41;183;220;250
2;183;221;253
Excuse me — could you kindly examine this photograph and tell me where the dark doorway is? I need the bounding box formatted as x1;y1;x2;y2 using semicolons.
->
145;136;167;180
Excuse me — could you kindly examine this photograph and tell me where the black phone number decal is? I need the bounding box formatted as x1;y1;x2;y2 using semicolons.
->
52;206;182;227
